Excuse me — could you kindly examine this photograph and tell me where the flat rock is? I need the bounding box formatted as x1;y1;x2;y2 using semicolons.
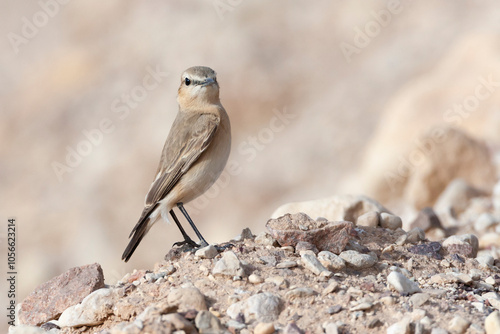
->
387;271;421;295
266;213;357;254
409;293;430;307
339;250;377;269
227;292;283;323
212;251;246;277
18;263;104;326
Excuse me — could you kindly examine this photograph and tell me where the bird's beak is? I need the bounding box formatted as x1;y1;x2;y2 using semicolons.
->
202;78;215;86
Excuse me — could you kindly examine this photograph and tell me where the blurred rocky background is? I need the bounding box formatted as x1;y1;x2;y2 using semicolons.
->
1;1;500;331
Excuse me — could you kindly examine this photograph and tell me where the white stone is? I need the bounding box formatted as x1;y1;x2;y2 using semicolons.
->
8;325;46;334
212;251;246;277
301;251;330;275
387;318;411;334
58;288;116;327
475;213;498;232
248;274;264;284
195;244;218;259
324;322;339;334
339;250;377;269
227;293;282;323
476;255;494;266
387;271;421;295
486;310;500;334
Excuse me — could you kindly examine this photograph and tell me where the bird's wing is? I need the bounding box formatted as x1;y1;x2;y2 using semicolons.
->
124;111;219;252
145;111;220;208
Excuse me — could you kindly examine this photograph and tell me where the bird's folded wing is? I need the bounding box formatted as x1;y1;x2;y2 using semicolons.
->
145;112;220;208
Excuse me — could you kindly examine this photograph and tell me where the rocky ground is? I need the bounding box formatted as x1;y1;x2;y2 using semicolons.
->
9;177;500;334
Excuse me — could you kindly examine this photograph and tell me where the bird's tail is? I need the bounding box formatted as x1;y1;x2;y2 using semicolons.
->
122;213;154;262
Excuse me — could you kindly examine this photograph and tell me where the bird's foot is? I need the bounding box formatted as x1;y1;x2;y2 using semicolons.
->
215;243;234;252
172;238;199;249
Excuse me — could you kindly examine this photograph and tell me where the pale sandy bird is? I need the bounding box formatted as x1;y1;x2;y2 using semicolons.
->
122;66;231;262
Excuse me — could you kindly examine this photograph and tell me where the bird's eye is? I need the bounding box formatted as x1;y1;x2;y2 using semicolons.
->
185;78;191;86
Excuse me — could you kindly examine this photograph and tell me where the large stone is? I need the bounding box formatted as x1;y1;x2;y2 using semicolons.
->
18;263;104;326
57;288;116;327
485;310;500;334
227;293;283;323
271;195;390;222
435;178;486;216
167;287;207;312
212;251;246;278
266;213;356;254
357;34;500;208
442;234;479;258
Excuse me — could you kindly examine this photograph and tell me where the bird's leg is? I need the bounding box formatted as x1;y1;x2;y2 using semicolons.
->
170;210;199;248
177;203;209;247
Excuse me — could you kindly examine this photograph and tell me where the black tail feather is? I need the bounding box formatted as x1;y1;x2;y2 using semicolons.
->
122;217;150;262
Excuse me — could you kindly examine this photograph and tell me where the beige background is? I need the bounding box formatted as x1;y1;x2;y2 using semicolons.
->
1;1;500;330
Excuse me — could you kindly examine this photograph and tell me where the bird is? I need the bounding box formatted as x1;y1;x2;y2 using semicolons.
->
122;66;231;262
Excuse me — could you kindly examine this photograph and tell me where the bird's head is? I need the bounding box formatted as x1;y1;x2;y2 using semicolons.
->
177;66;220;108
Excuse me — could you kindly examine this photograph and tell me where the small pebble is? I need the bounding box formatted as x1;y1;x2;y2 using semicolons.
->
254;322;275;334
380;213;403;230
387;271;421;295
248;274;264;284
